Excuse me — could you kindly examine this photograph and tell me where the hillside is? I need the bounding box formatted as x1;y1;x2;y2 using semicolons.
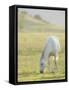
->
18;11;64;32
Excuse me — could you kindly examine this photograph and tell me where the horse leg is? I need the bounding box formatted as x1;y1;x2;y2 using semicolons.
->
48;57;51;72
54;55;58;72
48;56;54;73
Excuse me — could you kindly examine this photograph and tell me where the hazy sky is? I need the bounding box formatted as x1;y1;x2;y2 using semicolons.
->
18;8;65;27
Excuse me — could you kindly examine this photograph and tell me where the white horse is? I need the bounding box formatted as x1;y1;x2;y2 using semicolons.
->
40;36;60;73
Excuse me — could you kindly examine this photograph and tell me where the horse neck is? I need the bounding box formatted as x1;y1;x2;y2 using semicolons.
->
41;47;49;62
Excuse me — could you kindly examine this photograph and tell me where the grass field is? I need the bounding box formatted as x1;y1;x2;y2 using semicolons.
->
17;10;65;82
18;31;65;82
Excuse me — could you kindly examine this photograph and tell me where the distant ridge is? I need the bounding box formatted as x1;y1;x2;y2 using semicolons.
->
18;11;64;32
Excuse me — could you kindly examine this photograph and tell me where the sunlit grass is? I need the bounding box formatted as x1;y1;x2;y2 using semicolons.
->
18;32;65;82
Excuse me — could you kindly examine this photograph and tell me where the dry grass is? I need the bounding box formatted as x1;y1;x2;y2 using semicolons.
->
18;32;65;82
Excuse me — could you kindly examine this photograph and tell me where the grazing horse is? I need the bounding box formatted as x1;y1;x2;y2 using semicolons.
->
40;36;60;73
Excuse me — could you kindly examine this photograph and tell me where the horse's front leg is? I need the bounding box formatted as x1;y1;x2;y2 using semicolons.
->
48;57;51;72
48;56;53;73
54;55;58;72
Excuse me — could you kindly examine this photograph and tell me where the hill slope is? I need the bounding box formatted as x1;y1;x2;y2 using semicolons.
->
18;11;64;32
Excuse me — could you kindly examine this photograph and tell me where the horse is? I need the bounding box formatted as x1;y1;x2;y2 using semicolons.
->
40;36;60;73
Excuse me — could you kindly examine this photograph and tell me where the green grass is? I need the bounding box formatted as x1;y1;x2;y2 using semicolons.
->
18;32;65;82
